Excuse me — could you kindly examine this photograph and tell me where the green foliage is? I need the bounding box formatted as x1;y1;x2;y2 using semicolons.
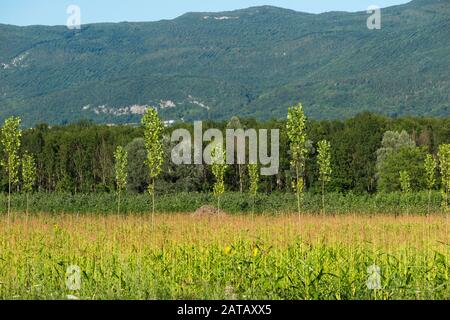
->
287;103;307;172
329;113;386;193
4;114;449;197
0;191;446;216
377;146;427;193
21;151;36;193
1;116;22;185
437;144;450;210
114;146;128;193
317;140;332;185
142;108;164;190
125;138;149;193
248;163;259;197
376;130;415;179
211;143;228;211
424;153;437;214
248;163;259;213
141;109;164;180
400;171;411;194
114;145;128;214
287;103;307;213
141;108;164;214
317;140;332;214
424;154;437;191
21;151;36;216
227;116;244;193
1;116;22;216
399;170;412;215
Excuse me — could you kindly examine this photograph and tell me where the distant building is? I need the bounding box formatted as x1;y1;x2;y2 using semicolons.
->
164;120;176;127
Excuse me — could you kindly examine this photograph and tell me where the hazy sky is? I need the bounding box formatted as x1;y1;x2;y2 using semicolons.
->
1;0;411;26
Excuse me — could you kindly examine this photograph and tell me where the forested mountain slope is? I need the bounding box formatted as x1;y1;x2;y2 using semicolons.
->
0;0;449;126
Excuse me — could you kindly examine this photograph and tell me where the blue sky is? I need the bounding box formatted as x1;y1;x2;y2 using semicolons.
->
1;0;410;26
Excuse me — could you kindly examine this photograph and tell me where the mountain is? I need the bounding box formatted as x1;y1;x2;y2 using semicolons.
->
0;0;449;126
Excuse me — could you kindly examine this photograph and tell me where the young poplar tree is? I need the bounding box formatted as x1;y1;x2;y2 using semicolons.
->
248;163;259;214
227;116;244;193
1;116;22;218
424;154;437;215
114;146;128;215
22;151;37;218
400;170;411;215
286;103;307;214
141;108;164;218
211;144;228;215
317;140;332;215
438;144;450;212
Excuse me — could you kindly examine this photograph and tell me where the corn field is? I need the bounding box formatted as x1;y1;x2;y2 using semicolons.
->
0;214;448;300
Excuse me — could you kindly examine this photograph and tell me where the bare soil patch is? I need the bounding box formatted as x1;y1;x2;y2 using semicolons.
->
192;205;226;216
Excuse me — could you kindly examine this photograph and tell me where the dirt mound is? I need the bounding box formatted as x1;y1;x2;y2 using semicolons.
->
193;205;226;216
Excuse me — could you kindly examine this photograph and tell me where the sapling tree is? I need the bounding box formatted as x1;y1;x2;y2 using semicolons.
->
317;140;332;215
1;116;22;218
400;170;411;215
438;144;450;212
114;146;128;215
248;163;259;214
424;154;437;215
211;143;228;214
142;108;165;219
287;103;307;214
22;151;36;218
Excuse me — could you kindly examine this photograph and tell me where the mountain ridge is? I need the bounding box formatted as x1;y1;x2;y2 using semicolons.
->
0;0;449;126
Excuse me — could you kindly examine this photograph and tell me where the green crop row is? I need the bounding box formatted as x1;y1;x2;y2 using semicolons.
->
0;191;446;215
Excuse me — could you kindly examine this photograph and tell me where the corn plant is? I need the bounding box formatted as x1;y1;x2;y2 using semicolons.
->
0;214;447;299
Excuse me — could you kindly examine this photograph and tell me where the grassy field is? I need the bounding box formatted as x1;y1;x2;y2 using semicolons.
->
0;213;448;300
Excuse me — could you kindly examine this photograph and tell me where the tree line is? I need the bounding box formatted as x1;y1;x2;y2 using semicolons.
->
1;106;450;215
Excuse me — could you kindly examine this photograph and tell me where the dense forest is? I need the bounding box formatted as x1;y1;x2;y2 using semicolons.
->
1;112;449;196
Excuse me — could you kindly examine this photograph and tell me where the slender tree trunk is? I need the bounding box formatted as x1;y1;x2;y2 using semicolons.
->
427;189;431;216
152;185;155;215
405;193;409;216
296;166;300;215
445;186;448;211
152;178;155;230
322;180;325;216
26;192;29;222
8;159;11;220
217;196;220;215
252;195;255;219
239;164;243;193
117;191;121;215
